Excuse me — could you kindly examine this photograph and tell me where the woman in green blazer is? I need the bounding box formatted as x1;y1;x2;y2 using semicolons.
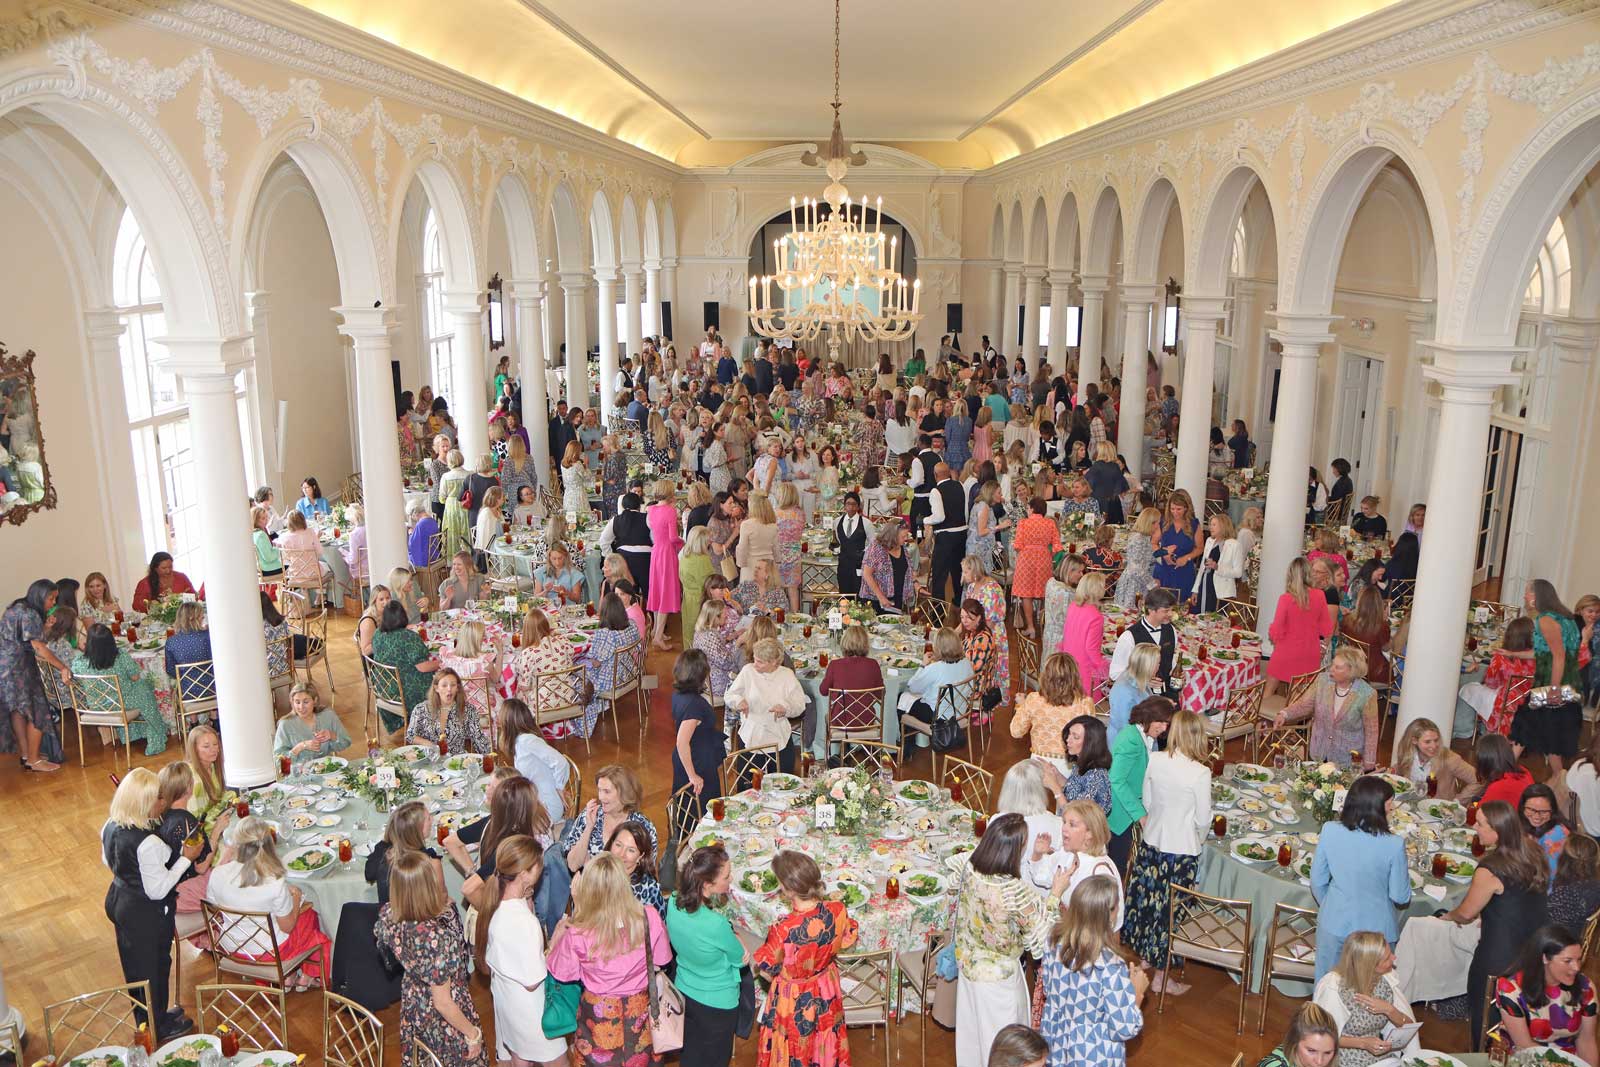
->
1108;696;1175;876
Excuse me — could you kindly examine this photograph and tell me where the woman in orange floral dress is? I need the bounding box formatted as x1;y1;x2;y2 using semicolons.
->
754;851;860;1067
1010;497;1062;639
1484;617;1537;737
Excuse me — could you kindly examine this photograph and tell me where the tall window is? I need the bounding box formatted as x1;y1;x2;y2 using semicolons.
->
113;208;255;582
1523;216;1571;314
422;210;453;402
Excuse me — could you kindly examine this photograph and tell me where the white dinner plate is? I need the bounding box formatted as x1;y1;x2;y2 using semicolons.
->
1231;763;1273;785
283;844;337;878
315;796;347;813
1439;852;1478;882
389;744;434;764
1402;1052;1469;1067
153;1034;220;1065
63;1046;129;1067
303;756;348;774
1230;835;1278;863
234;1051;301;1067
898;870;949;902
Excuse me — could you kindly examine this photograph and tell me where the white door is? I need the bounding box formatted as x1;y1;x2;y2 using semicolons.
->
1256;335;1283;457
1331;351;1384;498
1475;425;1522;587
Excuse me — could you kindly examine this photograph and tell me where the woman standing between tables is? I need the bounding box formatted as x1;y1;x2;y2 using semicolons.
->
1274;645;1380;770
1042;554;1086;657
560;440;593;521
1;577;64;771
562;763;658;874
1038;874;1146;1067
1114;508;1161;611
1267;558;1335;696
1512;578;1585;775
1308;776;1410;984
365;800;443;905
962;555;1012;702
601;820;667;918
1151;490;1202;596
71;620;168;757
646;478;685;652
438;449;473;560
755;850;861;1067
772;481;805;613
472;485;506;571
860;521;913;613
103;767;202;1039
1010;652;1094;775
954;814;1066;1067
272;680;350;764
735;490;778;587
1122;708;1211;996
671;650;725;817
1190;512;1243;615
1011;498;1063;640
372;599;440;737
667;844;748;1067
1495;924;1600;1066
965;479;1010;574
1391;718;1476;799
1311;931;1420;1065
375;850;488;1065
547;853;674;1067
1106;693;1171;874
1058;572;1110;698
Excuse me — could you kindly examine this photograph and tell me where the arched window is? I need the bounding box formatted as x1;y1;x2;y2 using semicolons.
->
422;210;453;402
1230;217;1248;278
113;207;256;581
1523;216;1571;314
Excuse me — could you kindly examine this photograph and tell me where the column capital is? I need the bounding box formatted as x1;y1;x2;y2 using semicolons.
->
1550;319;1600;360
1120;283;1161;308
154;334;253;379
1047;273;1074;294
334;305;401;341
1181;295;1229;324
593;268;618;287
1418;342;1522;400
441;289;485;320
619;263;644;280
642;258;662;273
83;308;127;338
1022;265;1047;283
1003;262;1022;277
1078;274;1112;296
558;270;590;291
246;291;271;313
506;278;545;306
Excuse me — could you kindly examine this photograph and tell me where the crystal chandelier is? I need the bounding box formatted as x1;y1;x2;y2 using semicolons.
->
747;0;921;362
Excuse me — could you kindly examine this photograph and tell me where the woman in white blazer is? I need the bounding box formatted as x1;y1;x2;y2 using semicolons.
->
1190;512;1246;613
1312;931;1421;1062
1122;708;1213;996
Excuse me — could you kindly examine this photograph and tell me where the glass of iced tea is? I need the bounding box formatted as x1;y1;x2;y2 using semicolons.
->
482;751;495;774
278;754;291;778
1431;852;1447;879
885;875;899;900
436;822;448;845
218;1028;239;1059
1212;814;1227;838
338;838;353;864
712;797;726;822
751;768;765;790
234;796;250;818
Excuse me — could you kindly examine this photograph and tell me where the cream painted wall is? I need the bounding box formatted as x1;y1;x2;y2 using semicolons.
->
0;179;115;587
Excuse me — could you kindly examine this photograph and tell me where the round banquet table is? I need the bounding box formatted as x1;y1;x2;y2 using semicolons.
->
780;612;933;754
116;618;178;731
1097;603;1263;713
250;747;489;942
685;771;977;955
1201;762;1472;995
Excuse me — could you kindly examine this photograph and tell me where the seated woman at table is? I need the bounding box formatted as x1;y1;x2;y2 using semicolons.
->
1462;616;1537;738
508;608;576;706
1522;783;1571;877
439;620;501;723
611;579;649;646
1340;587;1392;686
272;680;350;764
206;815;332;991
900;627;976;735
1350;496;1389;540
1496;924;1600;1066
725;636;806;774
183;724;225;820
365;800;443;906
372;599;438;736
1308;558;1343;633
131;551;195;612
471;485;506;570
1306;528;1351;585
859;521;913;613
1466;732;1536;808
597;552;630;602
438;551;487;611
1312;931;1420;1066
510;484;541;529
68;621;167;758
1106;644;1160;749
1274;645;1380;770
531;543;585;608
1267;558;1335;696
1393;800;1549;1043
81;571;123;625
578;594;642;739
1392;718;1476;798
733;558;787;616
162;601;213;700
355;585;390;659
817;624;885;742
406;668;492;754
692;598;742;712
1258;1005;1339;1067
294;476;331;521
1310;775;1410;986
1549;834;1600;932
250;505;283;584
1083;524;1123;573
497;699;570;824
1236;506;1264;559
1011;653;1094;775
1344;560;1385;609
562;764;657;874
277;510;331;594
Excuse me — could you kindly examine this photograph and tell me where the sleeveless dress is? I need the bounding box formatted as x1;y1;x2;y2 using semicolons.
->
965;501;998;572
1114;536;1156;610
1470;879;1550;1045
1512;611;1583;759
775;507;805;587
1152;520;1198;594
439;470;471;560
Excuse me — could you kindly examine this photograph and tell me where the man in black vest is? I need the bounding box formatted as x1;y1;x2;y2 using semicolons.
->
752;342;775;396
604;491;654;598
1109;586;1182;699
907;434;942;530
923;461;968;608
834;492;869;596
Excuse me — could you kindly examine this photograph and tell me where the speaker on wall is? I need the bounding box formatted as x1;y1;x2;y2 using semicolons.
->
946;303;963;334
703;301;721;332
661;301;673;342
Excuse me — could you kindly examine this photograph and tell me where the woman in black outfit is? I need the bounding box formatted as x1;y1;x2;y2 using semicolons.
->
104;767;201;1040
1385;532;1420;594
670;649;725;821
1227;419;1252;468
834;492;869;597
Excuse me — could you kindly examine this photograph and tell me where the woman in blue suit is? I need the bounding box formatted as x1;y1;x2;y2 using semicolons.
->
1309;775;1412;982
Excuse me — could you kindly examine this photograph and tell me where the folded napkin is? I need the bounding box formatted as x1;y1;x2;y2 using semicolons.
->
1422;883;1447;903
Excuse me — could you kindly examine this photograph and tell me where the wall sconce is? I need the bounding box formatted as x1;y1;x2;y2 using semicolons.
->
1347;317;1376;338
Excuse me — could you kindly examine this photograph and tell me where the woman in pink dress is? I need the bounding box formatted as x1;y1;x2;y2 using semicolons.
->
645;479;683;652
1266;557;1335;692
1057;572;1110;698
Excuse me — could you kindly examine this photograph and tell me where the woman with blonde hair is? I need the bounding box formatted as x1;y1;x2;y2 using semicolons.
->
440;619;501;722
272;680;350;763
1393;717;1476;798
81;570;123;624
772;481;805;611
725;636;806;770
1025;800;1126;928
405;667;493;754
1192;511;1245;613
104;767;204;1038
1311;932;1420;1063
1237;505;1265;557
1274;645;1379;769
547;853;673;1067
207;814;332;990
472;484;507;566
184;722;226;817
385;564;429;623
532;543;584;606
479;835;566;1067
735;490;778;585
734;558;787;616
1038;874;1145;1065
677;527;715;644
1257;1004;1339;1067
1114;507;1162;610
376;850;488;1065
560;439;592;520
1267;557;1334;692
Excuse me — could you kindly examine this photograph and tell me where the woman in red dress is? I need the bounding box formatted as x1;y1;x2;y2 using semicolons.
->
1010;498;1063;640
1484;617;1537;737
754;850;860;1067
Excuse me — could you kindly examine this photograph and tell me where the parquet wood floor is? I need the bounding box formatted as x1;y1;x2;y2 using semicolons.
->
0;610;1470;1066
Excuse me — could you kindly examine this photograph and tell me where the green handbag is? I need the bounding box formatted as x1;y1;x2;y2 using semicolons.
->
542;976;582;1038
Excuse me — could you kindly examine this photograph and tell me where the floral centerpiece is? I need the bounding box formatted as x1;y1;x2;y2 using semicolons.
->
1290;761;1352;826
835;597;878;626
339;755;421;812
1059;508;1100;544
327;501;352;529
143;592;189;626
809;766;894;836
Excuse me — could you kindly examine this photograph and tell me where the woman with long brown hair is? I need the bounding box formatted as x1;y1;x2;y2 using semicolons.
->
1340;585;1393;686
456;775;551;908
479;836;567;1067
365;799;442;906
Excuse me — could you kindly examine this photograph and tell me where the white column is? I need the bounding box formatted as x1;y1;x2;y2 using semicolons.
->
1046;274;1072;382
1077;276;1109;404
644;260;662;337
442;289;489;463
1393;345;1521;755
1226;285;1255;424
160;340;275;787
595;270;619;417
1175;298;1227;506
508;279;551;485
1021;268;1044;377
336;307;408;582
1256;316;1334;644
1000;265;1021;357
560;272;590;407
987;266;1005;352
84;310;145;593
1117;285;1159;479
661;257;679;341
622;266;644;367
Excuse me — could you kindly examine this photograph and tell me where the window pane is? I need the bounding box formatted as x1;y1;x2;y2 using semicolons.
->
119;317;152;422
130;425;167;560
158;419;203;582
142;311;179;414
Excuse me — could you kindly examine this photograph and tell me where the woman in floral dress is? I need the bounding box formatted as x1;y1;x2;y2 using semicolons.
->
599;435;628;519
1483;617;1536;737
508;609;578;736
438;450;472;561
1115;507;1161;611
851;406;887;468
71;622;168;756
375;851;489;1067
1011;498;1063;640
773;483;805;611
754;851;859;1067
962;555;1011;702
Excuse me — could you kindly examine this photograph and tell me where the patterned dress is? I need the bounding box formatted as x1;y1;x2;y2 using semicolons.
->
1011;514;1062;599
601;452;628;519
1039;948;1144;1067
1496;970;1598;1054
775;507;805;587
374;905;488;1067
754;901;860;1067
405;701;493;753
850;417;886;468
963;577;1011;698
1042;579;1072;654
439;469;471;560
944;411;972;470
579;626;639;736
0;602;54;754
562;461;593;519
508;638;578;736
1122;841;1199;965
965;502;998;572
1484;650;1536;736
693;624;741;709
69;649;168;756
1114;536;1156;611
371;629;433;734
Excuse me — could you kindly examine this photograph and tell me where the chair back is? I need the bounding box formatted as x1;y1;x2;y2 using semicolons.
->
342;472;364;505
562;753;583;818
1165;883;1253;1031
1207;680;1265;763
1015;633;1042;692
1389;578;1416;615
836;738;899;774
196;983;287;1051
282;546;327;588
362;654;407;735
939;754;994;812
918;597;950;630
43;980;152;1060
609;635;644;690
1582;906;1600;965
409;1039;446;1067
839;948;895;1057
69;672;132;723
1285;668;1322;708
666;783;702;866
202;900;311;986
532;664;587;732
720;743;782;796
826;685;886;742
1323;495;1350;524
487;551;521;586
0;1021;18;1063
1253;720;1311;766
1220;598;1258;632
289;596;331;653
268;633;295;688
323;990;384;1067
37;661;66;708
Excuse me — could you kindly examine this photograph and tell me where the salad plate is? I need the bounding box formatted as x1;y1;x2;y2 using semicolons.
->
895;780;937;802
737;868;780;896
900;870;948;901
389;744;433;764
1230;836;1277;863
1232;763;1273;784
1439;852;1478;882
153;1035;220;1067
235;1053;302;1067
1401;1054;1468;1067
283;845;337;877
64;1047;127;1067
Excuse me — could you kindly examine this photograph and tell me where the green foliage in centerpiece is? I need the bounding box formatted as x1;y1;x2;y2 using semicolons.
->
339;756;422;809
144;593;188;625
809;766;894;835
1290;761;1353;826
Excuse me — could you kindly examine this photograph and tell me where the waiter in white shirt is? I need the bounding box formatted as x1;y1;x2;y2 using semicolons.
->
907;432;943;530
834;492;872;596
923;460;968;608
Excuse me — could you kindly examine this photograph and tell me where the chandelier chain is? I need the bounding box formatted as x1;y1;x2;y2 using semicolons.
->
832;0;841;110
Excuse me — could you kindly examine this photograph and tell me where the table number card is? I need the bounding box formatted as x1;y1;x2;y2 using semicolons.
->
503;595;519;614
814;797;836;829
1474;605;1490;624
1339;525;1352;539
371;765;398;791
827;607;843;632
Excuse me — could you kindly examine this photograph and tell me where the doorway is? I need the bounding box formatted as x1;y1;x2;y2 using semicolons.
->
1331;349;1385;499
1475;425;1523;587
1257;335;1283;457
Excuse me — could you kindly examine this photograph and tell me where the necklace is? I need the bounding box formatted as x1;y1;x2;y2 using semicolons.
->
1333;683;1354;698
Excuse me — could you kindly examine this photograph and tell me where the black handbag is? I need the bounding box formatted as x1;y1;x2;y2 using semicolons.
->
931;715;963;752
734;965;758;1039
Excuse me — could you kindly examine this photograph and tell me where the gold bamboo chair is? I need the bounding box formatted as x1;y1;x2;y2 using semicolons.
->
409;1038;445;1067
839;949;895;1067
1220;598;1258;632
201;901;323;988
836;738;899;775
666;783;703;868
65;671;139;770
1253;719;1311;766
1206;680;1265;765
286;590;335;694
361;654;407;741
1259;903;1318;1033
1160;884;1253;1033
719;743;783;796
1388;578;1416;616
894;927;953;1067
897;678;984;762
174;658;220;738
824;685;886;750
324;988;384;1067
1285;668;1323;709
530;663;591;751
562;753;583;820
43;980;150;1061
1016;631;1042;692
196;983;288;1052
598;634;646;742
939;754;994;812
0;1021;19;1063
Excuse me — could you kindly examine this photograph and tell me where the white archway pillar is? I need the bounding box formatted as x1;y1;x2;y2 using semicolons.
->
1394;345;1520;757
1021;268;1044;376
1078;275;1110;404
1046;273;1072;381
1117;285;1160;478
159;339;275;787
1175;298;1227;506
84;310;145;594
661;257;679;339
336;307;408;582
1000;265;1021;356
987;266;1005;352
1256;315;1334;645
644;260;662;337
442;289;489;462
595;270;619;416
560;271;590;406
508;279;551;484
623;265;644;367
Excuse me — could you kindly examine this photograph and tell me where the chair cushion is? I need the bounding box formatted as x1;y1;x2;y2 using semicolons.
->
1171;936;1246;970
218;945;319;981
